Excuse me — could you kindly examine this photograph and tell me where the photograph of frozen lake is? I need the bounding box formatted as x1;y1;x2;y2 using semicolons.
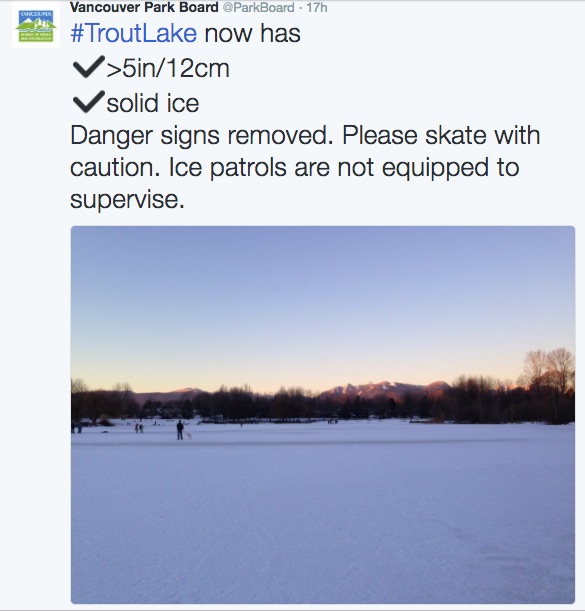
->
72;420;574;604
71;227;575;605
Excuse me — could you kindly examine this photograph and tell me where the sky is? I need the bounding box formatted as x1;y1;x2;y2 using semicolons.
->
71;226;575;394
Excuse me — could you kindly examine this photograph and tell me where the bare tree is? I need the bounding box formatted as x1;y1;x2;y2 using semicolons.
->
545;348;575;394
71;378;88;394
521;350;548;391
71;378;88;423
112;382;137;420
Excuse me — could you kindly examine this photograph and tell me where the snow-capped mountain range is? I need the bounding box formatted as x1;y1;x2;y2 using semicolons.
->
131;381;450;405
17;18;56;30
318;380;450;402
133;387;204;406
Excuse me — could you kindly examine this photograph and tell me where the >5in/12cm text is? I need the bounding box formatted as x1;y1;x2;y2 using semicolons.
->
107;57;230;78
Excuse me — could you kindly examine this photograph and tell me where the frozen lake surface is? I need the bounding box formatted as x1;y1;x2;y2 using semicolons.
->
71;420;574;604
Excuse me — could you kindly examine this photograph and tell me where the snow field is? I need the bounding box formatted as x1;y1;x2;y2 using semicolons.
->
71;420;574;604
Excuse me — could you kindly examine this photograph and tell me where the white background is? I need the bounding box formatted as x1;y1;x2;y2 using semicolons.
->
1;1;582;609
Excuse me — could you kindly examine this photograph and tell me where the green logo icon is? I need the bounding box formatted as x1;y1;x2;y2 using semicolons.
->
17;11;56;43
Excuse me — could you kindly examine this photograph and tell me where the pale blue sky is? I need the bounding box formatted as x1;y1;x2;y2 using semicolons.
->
71;227;575;394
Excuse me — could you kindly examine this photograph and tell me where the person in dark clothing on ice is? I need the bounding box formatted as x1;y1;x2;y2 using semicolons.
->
176;420;184;440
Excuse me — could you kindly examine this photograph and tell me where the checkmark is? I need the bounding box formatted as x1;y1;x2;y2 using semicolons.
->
73;91;105;113
73;55;105;78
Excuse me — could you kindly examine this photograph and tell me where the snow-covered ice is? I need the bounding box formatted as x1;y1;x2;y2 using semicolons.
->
71;420;574;604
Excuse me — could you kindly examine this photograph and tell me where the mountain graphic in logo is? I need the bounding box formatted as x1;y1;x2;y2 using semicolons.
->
17;18;57;30
17;11;56;42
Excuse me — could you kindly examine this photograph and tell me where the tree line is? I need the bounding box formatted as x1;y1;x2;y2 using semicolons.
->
71;348;574;425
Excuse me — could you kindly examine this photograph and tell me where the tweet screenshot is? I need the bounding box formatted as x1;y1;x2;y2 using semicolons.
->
3;0;582;608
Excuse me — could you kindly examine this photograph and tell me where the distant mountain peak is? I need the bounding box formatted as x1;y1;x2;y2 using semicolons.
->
133;387;203;406
319;380;449;403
